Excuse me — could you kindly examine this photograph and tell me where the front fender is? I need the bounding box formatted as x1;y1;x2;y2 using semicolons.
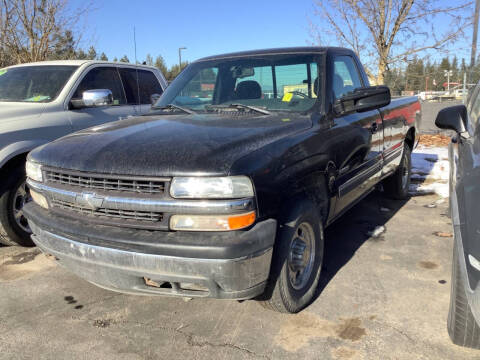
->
0;140;50;168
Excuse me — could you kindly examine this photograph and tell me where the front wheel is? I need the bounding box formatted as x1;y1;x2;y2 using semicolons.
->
0;165;34;246
383;143;411;200
258;199;324;313
447;240;480;349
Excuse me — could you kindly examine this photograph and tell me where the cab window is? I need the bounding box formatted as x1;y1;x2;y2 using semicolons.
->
157;54;322;113
332;56;362;99
180;68;218;105
72;67;126;105
119;68;163;104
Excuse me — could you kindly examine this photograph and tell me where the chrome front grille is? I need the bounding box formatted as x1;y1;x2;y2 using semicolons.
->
51;199;163;223
45;169;167;194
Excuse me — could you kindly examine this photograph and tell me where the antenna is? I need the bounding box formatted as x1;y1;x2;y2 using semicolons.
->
134;26;140;106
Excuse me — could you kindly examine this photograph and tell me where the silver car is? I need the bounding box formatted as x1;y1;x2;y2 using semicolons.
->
0;60;168;246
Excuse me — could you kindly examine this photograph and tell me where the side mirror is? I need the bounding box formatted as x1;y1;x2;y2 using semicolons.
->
83;89;113;107
435;105;467;133
334;86;391;115
70;89;113;109
150;93;161;105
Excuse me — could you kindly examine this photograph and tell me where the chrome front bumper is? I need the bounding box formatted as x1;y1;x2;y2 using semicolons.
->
28;218;275;300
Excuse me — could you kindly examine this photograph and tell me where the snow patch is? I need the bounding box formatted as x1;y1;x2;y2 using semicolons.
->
410;146;449;198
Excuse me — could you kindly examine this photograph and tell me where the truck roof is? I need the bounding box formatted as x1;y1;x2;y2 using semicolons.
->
196;46;352;62
5;59;158;71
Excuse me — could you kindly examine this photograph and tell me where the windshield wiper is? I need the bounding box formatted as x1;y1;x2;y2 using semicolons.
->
207;103;271;115
151;104;196;115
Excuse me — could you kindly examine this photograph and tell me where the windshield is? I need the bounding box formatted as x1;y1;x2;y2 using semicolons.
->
0;65;78;103
156;54;323;113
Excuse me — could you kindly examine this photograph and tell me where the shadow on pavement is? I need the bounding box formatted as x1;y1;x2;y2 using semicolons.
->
313;190;409;301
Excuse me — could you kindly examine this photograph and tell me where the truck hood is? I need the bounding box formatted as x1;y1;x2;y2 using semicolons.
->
0;102;45;123
30;113;312;176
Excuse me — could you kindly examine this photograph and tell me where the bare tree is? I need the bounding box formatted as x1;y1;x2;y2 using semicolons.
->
310;0;473;84
0;0;93;66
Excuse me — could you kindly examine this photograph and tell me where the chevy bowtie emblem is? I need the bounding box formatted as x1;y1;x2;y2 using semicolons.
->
75;192;104;210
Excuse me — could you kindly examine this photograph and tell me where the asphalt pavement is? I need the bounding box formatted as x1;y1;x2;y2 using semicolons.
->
419;100;462;134
1;191;478;359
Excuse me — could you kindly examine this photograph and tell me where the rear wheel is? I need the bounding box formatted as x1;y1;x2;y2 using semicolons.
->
0;165;34;246
258;199;324;313
383;143;411;200
447;240;480;349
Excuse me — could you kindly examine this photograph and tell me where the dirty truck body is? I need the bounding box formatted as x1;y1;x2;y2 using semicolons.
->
24;47;420;313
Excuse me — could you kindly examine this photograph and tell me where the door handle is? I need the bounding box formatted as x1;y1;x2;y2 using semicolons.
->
371;122;378;134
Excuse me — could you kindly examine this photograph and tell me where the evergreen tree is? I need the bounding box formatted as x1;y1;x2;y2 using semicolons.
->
113;57;118;62
451;56;459;83
99;52;108;61
154;55;168;76
424;60;436;92
438;57;451;90
50;30;76;60
404;57;425;91
87;46;97;60
119;55;130;63
145;54;154;66
384;68;404;95
461;58;467;73
167;62;188;82
76;49;88;60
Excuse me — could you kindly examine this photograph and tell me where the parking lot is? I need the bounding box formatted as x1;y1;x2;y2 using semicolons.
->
1;100;477;359
1;190;478;359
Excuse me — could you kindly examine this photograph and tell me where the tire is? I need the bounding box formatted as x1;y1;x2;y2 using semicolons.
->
0;165;34;246
383;143;411;200
258;199;324;313
447;240;480;349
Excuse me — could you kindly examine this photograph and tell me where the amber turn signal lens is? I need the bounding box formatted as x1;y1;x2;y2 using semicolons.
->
170;211;256;231
227;211;256;230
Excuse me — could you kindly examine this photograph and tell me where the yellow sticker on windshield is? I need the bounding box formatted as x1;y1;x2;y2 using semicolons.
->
282;93;293;102
25;95;50;102
0;69;6;76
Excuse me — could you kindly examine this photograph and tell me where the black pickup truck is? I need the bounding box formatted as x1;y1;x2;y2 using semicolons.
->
24;47;420;313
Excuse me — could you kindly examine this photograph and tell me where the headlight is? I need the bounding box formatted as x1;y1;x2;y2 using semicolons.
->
170;211;256;231
170;176;254;199
26;160;43;182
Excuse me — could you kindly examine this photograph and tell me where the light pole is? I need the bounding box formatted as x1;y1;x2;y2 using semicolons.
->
178;47;187;70
444;70;453;93
470;0;480;83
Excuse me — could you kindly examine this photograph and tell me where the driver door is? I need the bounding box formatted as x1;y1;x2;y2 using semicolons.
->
332;55;384;216
67;66;136;131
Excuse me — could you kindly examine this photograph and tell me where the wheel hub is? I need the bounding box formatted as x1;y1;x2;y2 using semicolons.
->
401;154;410;189
288;223;315;290
13;181;32;234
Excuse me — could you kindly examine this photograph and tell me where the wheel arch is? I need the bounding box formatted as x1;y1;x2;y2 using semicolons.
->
0;140;49;169
405;126;416;150
278;163;335;226
0;140;49;193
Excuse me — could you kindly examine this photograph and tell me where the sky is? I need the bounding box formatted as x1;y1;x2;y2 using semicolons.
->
74;0;318;67
74;0;474;69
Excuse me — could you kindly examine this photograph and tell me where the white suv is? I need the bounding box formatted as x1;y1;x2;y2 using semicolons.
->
0;60;168;246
